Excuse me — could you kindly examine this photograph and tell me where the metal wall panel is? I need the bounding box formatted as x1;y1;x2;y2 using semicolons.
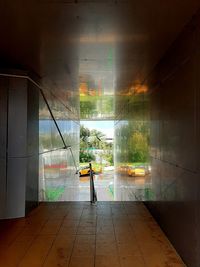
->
146;12;200;267
0;77;8;218
26;81;39;214
0;74;39;219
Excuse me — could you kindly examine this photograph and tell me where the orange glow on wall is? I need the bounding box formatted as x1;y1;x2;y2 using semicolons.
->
133;84;148;94
79;82;88;96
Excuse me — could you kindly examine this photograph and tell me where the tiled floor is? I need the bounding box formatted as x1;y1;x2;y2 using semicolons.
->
0;202;186;267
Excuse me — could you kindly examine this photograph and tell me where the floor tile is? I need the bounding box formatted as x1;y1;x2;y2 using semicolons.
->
96;233;116;244
0;202;186;267
69;257;94;267
71;243;95;257
77;226;96;235
96;242;118;255
95;255;121;267
40;219;63;235
117;243;141;257
75;234;95;244
18;235;55;267
120;255;145;267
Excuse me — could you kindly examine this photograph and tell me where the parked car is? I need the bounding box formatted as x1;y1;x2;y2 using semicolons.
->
127;166;147;177
78;166;95;176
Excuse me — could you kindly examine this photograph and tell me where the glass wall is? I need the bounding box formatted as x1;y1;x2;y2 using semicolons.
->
114;86;153;201
39;88;80;201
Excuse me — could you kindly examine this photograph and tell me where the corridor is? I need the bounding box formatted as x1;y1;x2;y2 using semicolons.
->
1;1;200;267
0;202;184;267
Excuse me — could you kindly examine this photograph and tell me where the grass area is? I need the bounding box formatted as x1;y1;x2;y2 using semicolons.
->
45;186;65;201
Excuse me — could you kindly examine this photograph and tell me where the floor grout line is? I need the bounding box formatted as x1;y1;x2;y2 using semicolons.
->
111;203;122;267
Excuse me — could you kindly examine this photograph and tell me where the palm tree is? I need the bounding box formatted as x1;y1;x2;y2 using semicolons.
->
89;129;106;149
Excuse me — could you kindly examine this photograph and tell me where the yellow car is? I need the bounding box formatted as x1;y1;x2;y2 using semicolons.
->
79;166;95;176
128;166;146;177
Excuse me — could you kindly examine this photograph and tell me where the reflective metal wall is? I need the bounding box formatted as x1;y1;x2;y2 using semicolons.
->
114;10;200;267
0;68;80;217
148;11;200;267
146;12;200;267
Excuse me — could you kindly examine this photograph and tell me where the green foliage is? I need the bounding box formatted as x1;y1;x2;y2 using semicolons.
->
102;150;114;164
79;151;95;163
89;129;106;149
80;125;90;150
80;125;111;150
80;125;113;164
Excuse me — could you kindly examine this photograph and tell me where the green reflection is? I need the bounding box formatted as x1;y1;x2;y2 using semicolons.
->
80;95;114;119
114;89;153;201
115;120;149;164
45;186;65;201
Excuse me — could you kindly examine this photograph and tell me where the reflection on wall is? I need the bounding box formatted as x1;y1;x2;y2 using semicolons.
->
114;88;152;201
146;13;200;267
39;88;80;201
79;45;115;120
80;94;114;120
80;82;114;120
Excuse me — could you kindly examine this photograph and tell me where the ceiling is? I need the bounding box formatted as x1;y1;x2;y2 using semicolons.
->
0;0;199;116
